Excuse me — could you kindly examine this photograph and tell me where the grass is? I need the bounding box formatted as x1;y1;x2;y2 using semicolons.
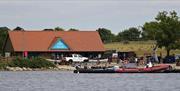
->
104;41;180;57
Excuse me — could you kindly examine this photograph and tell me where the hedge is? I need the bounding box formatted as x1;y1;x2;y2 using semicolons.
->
0;57;56;69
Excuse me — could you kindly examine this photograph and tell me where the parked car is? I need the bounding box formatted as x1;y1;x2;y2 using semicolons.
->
163;56;176;63
65;54;89;63
118;51;136;60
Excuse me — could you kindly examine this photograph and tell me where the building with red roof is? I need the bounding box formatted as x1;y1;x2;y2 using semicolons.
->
3;31;105;58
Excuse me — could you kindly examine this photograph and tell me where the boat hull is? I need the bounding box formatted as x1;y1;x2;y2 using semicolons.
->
74;68;115;73
116;64;171;73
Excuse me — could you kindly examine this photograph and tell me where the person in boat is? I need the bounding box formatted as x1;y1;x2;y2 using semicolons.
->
84;65;88;69
123;58;128;64
146;61;153;68
135;57;139;66
122;58;128;68
96;59;100;65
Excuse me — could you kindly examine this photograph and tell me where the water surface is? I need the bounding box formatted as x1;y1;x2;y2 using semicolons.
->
0;71;180;91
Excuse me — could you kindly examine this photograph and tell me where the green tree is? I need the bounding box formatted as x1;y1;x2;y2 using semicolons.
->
43;29;54;31
96;28;115;43
142;22;159;40
13;26;24;31
117;27;141;41
68;28;79;31
54;27;64;31
142;11;180;56
0;27;10;55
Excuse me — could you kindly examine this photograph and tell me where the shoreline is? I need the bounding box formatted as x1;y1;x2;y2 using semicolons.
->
0;65;76;71
1;63;180;72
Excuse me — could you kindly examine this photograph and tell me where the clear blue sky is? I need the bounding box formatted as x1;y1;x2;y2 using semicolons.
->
0;0;180;34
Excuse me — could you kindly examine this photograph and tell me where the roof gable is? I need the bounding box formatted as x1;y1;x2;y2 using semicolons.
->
50;38;69;50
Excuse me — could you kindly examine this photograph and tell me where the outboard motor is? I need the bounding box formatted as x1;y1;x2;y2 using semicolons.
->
113;66;119;71
74;70;79;73
75;65;80;70
74;65;80;73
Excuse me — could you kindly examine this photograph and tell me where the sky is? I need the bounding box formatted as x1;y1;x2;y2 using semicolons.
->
0;0;180;34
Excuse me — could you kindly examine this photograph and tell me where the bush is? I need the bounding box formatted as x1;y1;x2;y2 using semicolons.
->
30;57;56;68
0;61;8;69
8;57;56;68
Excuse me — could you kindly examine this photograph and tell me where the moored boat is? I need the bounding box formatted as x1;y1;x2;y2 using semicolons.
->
74;68;115;73
115;64;171;73
74;64;172;73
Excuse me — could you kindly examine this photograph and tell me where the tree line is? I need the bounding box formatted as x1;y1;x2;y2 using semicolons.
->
0;10;180;56
96;27;141;43
97;11;180;56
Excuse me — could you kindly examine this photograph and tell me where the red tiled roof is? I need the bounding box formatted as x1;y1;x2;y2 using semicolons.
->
8;31;105;52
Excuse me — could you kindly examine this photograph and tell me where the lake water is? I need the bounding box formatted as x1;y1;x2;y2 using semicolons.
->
0;71;180;91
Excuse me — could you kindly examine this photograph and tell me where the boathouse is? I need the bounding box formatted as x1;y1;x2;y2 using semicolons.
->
3;31;105;58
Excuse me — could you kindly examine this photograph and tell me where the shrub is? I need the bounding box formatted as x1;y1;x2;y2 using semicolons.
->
8;58;30;67
0;61;8;69
8;57;56;68
30;57;56;68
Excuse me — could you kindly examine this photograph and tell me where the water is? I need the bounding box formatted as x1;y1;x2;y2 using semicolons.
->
0;71;180;91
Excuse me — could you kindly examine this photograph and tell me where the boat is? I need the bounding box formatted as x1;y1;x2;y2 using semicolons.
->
74;66;116;73
74;68;115;73
115;64;172;73
74;64;172;73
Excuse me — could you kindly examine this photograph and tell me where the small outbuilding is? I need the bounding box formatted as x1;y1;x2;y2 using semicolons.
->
3;31;105;58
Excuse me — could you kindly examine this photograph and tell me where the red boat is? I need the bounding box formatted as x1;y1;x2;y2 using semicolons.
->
115;64;172;73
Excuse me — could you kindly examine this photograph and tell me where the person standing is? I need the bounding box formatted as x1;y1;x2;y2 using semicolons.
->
135;57;138;66
108;56;112;64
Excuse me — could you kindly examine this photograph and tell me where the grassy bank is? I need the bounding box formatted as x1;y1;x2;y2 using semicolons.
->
104;41;180;57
